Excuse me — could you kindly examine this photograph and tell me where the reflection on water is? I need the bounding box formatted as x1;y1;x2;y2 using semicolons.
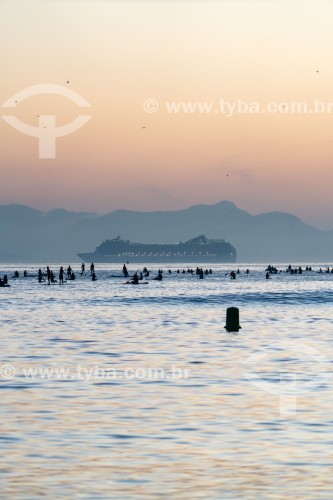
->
1;264;333;498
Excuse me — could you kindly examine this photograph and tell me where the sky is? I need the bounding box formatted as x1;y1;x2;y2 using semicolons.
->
1;0;333;228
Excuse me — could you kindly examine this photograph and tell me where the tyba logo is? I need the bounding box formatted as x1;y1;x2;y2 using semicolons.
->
243;340;331;417
1;84;91;159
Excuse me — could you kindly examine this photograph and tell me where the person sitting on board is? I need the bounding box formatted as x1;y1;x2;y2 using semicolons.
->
132;273;139;285
92;272;97;281
3;275;8;285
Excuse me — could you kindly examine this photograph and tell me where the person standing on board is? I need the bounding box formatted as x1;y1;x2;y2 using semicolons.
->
67;266;72;279
90;262;95;275
59;267;65;284
81;263;85;275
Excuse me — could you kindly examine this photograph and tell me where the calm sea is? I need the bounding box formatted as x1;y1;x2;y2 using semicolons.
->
1;263;333;499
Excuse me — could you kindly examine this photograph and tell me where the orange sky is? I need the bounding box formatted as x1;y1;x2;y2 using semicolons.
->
1;0;333;228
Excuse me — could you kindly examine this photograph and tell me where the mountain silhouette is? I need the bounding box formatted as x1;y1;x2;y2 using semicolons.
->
0;201;332;263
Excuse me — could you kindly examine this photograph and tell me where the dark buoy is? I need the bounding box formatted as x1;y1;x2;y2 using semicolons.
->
225;307;241;332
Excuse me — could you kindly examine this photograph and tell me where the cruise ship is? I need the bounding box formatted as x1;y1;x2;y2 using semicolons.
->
77;235;237;263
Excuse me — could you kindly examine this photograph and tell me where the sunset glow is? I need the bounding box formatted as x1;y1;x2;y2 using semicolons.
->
1;0;333;227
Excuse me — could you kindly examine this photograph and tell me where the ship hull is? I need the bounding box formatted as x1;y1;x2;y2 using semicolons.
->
78;253;236;264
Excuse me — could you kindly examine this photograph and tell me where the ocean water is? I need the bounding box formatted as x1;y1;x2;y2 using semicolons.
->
1;263;333;499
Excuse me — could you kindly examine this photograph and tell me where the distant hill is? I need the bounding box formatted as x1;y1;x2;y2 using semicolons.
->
0;201;332;263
